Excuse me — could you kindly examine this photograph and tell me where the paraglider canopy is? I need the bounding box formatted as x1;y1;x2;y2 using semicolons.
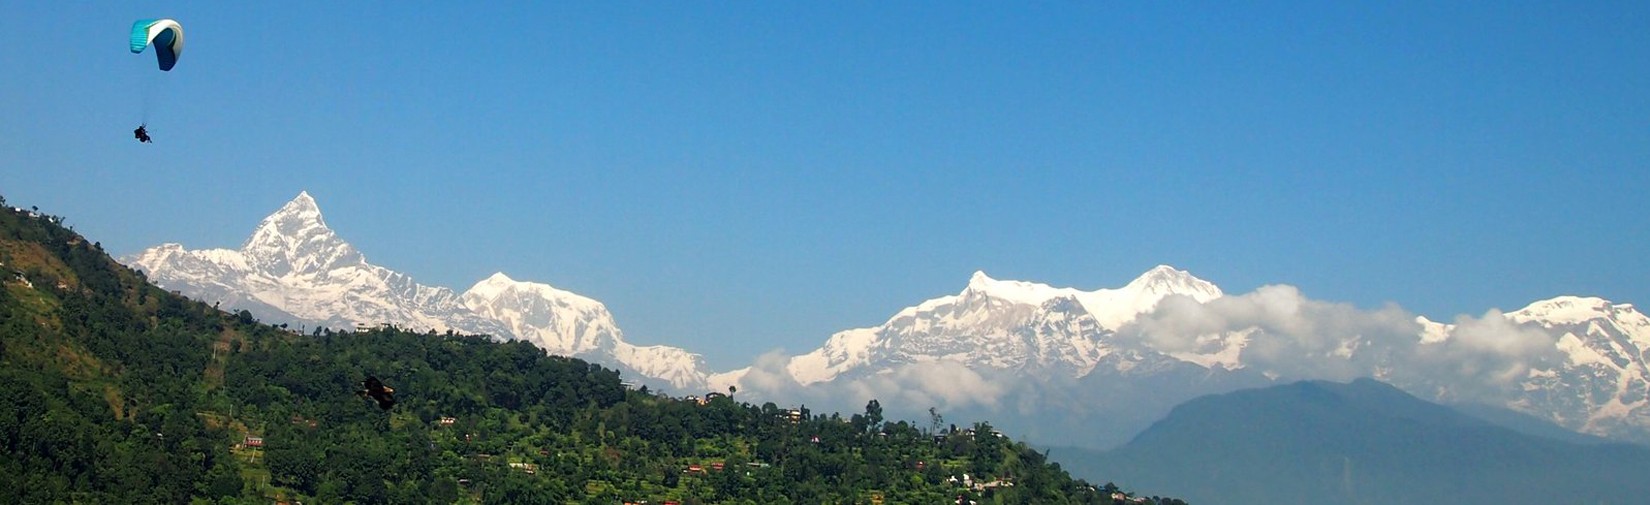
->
130;19;184;71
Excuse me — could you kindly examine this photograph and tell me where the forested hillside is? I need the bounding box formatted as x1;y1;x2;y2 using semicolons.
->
0;195;1178;504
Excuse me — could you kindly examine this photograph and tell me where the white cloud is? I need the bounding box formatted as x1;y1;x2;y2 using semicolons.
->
733;349;1010;417
738;350;805;394
1122;284;1566;403
850;361;1007;410
725;283;1573;440
1411;309;1564;400
1123;285;1423;381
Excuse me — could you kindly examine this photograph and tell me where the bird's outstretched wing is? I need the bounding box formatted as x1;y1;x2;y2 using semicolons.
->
361;376;396;410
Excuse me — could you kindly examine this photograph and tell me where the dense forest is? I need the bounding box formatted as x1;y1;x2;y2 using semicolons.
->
0;194;1185;504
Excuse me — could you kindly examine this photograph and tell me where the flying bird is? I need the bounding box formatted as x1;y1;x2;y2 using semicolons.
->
358;376;396;410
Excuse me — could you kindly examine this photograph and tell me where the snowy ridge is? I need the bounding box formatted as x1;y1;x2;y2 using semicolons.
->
1501;297;1650;438
779;266;1222;385
740;268;1650;444
126;192;495;335
124;192;709;390
949;266;1224;331
1417;316;1452;344
1080;265;1225;329
786;328;882;385
460;272;619;355
1509;296;1645;329
238;192;364;276
612;342;710;391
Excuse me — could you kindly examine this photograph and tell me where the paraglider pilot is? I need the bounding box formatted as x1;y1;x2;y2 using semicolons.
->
134;124;151;143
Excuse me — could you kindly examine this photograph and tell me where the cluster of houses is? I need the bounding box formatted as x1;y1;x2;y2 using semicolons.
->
681;461;770;474
686;392;807;425
681;462;723;474
947;473;1015;493
507;462;538;475
931;426;1006;445
436;415;571;479
686;391;728;405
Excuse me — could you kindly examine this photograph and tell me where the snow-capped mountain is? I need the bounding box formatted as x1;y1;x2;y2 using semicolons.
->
126;192;501;335
770;267;1223;386
719;267;1650;447
707;266;1254;448
124;192;708;390
1504;296;1650;441
461;272;623;355
459;272;709;389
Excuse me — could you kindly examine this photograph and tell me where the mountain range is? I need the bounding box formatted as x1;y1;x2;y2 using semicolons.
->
124;192;710;390
125;192;1650;448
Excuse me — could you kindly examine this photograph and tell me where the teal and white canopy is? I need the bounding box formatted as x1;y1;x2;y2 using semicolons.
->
130;19;184;71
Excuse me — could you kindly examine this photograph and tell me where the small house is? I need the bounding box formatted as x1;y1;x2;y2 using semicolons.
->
698;392;727;405
509;462;538;475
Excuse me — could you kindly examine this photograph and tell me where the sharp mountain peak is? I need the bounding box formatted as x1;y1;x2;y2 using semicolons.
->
239;191;359;276
124;192;709;390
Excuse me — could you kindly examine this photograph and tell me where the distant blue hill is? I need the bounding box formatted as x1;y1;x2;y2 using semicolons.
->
1051;378;1650;505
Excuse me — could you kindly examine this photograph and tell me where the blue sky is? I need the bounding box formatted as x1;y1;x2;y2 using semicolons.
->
2;2;1646;370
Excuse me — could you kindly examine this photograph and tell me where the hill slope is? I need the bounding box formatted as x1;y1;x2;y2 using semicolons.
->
1068;379;1650;505
2;199;240;503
